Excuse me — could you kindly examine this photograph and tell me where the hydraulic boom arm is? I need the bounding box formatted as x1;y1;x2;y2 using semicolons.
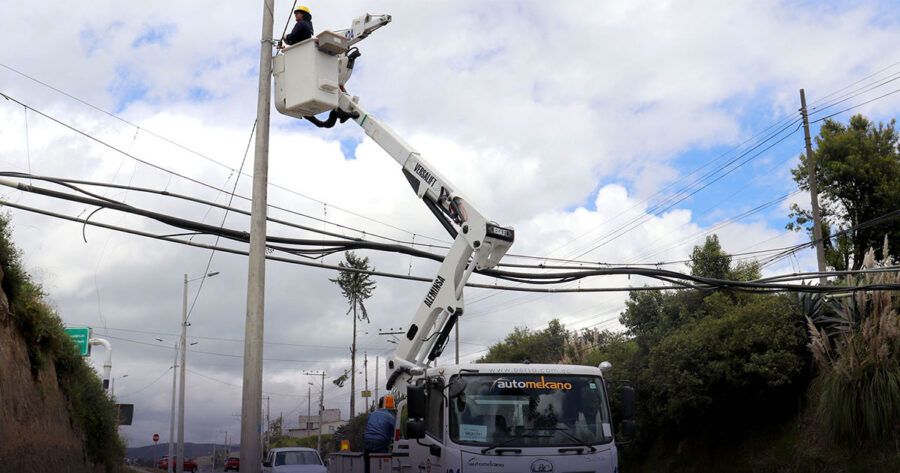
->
336;93;515;389
275;12;514;391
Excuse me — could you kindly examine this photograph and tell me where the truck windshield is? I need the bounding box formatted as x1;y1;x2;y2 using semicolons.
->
449;374;612;447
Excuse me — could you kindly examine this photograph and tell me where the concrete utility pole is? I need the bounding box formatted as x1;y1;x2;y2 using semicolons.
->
177;274;188;473
241;1;274;472
168;343;178;473
375;356;379;407
364;352;369;412
318;371;325;453
264;396;271;453
800;89;828;283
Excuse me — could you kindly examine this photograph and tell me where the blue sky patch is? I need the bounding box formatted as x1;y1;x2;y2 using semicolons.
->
132;24;177;48
187;87;214;102
107;65;149;113
79;21;125;57
340;136;362;160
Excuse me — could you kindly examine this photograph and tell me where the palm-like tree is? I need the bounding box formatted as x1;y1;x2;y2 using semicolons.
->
330;251;376;418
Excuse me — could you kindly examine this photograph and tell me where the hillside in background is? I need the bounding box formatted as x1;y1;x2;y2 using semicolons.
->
126;442;237;462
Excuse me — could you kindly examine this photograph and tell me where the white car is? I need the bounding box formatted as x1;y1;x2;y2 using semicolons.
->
262;447;326;473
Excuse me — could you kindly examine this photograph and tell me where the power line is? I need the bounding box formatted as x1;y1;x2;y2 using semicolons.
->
70;323;350;350
116;366;173;399
0;63;449;244
567;121;803;260
185;119;256;322
542;113;802;260
0;91;449;248
94;332;347;364
811;87;900;124
808;59;900;109
3;193;895;295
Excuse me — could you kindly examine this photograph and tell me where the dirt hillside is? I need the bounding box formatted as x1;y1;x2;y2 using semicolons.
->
0;266;104;473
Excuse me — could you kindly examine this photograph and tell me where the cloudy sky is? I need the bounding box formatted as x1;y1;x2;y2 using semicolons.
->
1;0;898;448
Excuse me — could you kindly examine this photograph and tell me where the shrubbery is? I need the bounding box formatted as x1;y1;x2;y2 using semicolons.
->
0;213;124;471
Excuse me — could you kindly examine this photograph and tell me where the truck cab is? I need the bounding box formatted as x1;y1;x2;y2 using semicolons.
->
404;363;630;473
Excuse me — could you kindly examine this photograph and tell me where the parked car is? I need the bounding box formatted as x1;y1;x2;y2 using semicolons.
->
225;456;241;471
156;455;199;472
262;447;325;473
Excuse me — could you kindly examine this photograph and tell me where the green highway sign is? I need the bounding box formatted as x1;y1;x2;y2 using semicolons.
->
64;327;92;357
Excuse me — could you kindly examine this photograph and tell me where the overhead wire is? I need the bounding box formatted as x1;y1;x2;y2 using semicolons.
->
810;87;900;124
3;175;897;295
807;58;900;108
9;196;896;295
566;120;803;260
531;57;900;268
185;119;256;322
0;65;449;244
94;332;347;364
540;112;803;260
115;366;173;399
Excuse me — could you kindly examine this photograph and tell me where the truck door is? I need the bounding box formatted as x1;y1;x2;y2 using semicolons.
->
411;382;445;472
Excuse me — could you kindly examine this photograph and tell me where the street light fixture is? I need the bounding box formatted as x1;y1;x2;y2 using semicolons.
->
177;271;220;473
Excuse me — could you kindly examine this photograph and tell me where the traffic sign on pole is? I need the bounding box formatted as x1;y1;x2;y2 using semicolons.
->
64;327;92;356
153;433;160;443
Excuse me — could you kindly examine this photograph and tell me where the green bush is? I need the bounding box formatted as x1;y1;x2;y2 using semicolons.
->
640;294;808;435
0;213;124;471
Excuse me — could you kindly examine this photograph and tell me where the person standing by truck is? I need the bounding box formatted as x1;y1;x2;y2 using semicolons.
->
363;396;395;473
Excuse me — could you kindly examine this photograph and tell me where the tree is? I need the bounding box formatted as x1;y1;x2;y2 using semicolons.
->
688;234;731;279
330;251;377;419
478;319;569;363
619;234;808;437
788;114;900;269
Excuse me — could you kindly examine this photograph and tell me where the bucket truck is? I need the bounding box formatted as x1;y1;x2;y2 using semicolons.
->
273;14;635;473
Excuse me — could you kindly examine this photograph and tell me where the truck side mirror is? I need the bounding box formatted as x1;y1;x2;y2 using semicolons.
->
447;377;467;399
407;385;426;419
619;385;635;420
406;419;426;440
621;419;637;438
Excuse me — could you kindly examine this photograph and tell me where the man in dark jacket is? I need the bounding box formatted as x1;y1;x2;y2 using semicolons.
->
283;5;313;46
363;396;396;473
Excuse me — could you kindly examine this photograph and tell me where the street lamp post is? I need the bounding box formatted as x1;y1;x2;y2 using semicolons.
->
177;271;219;473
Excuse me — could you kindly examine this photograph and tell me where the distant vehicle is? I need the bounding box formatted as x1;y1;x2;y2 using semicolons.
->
263;447;326;473
225;456;241;471
156;455;199;472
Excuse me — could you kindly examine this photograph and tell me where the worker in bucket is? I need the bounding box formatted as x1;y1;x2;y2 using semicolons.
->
363;395;396;473
283;5;314;46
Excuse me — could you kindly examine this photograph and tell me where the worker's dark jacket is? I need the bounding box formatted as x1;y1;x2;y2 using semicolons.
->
364;409;395;453
284;20;313;45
